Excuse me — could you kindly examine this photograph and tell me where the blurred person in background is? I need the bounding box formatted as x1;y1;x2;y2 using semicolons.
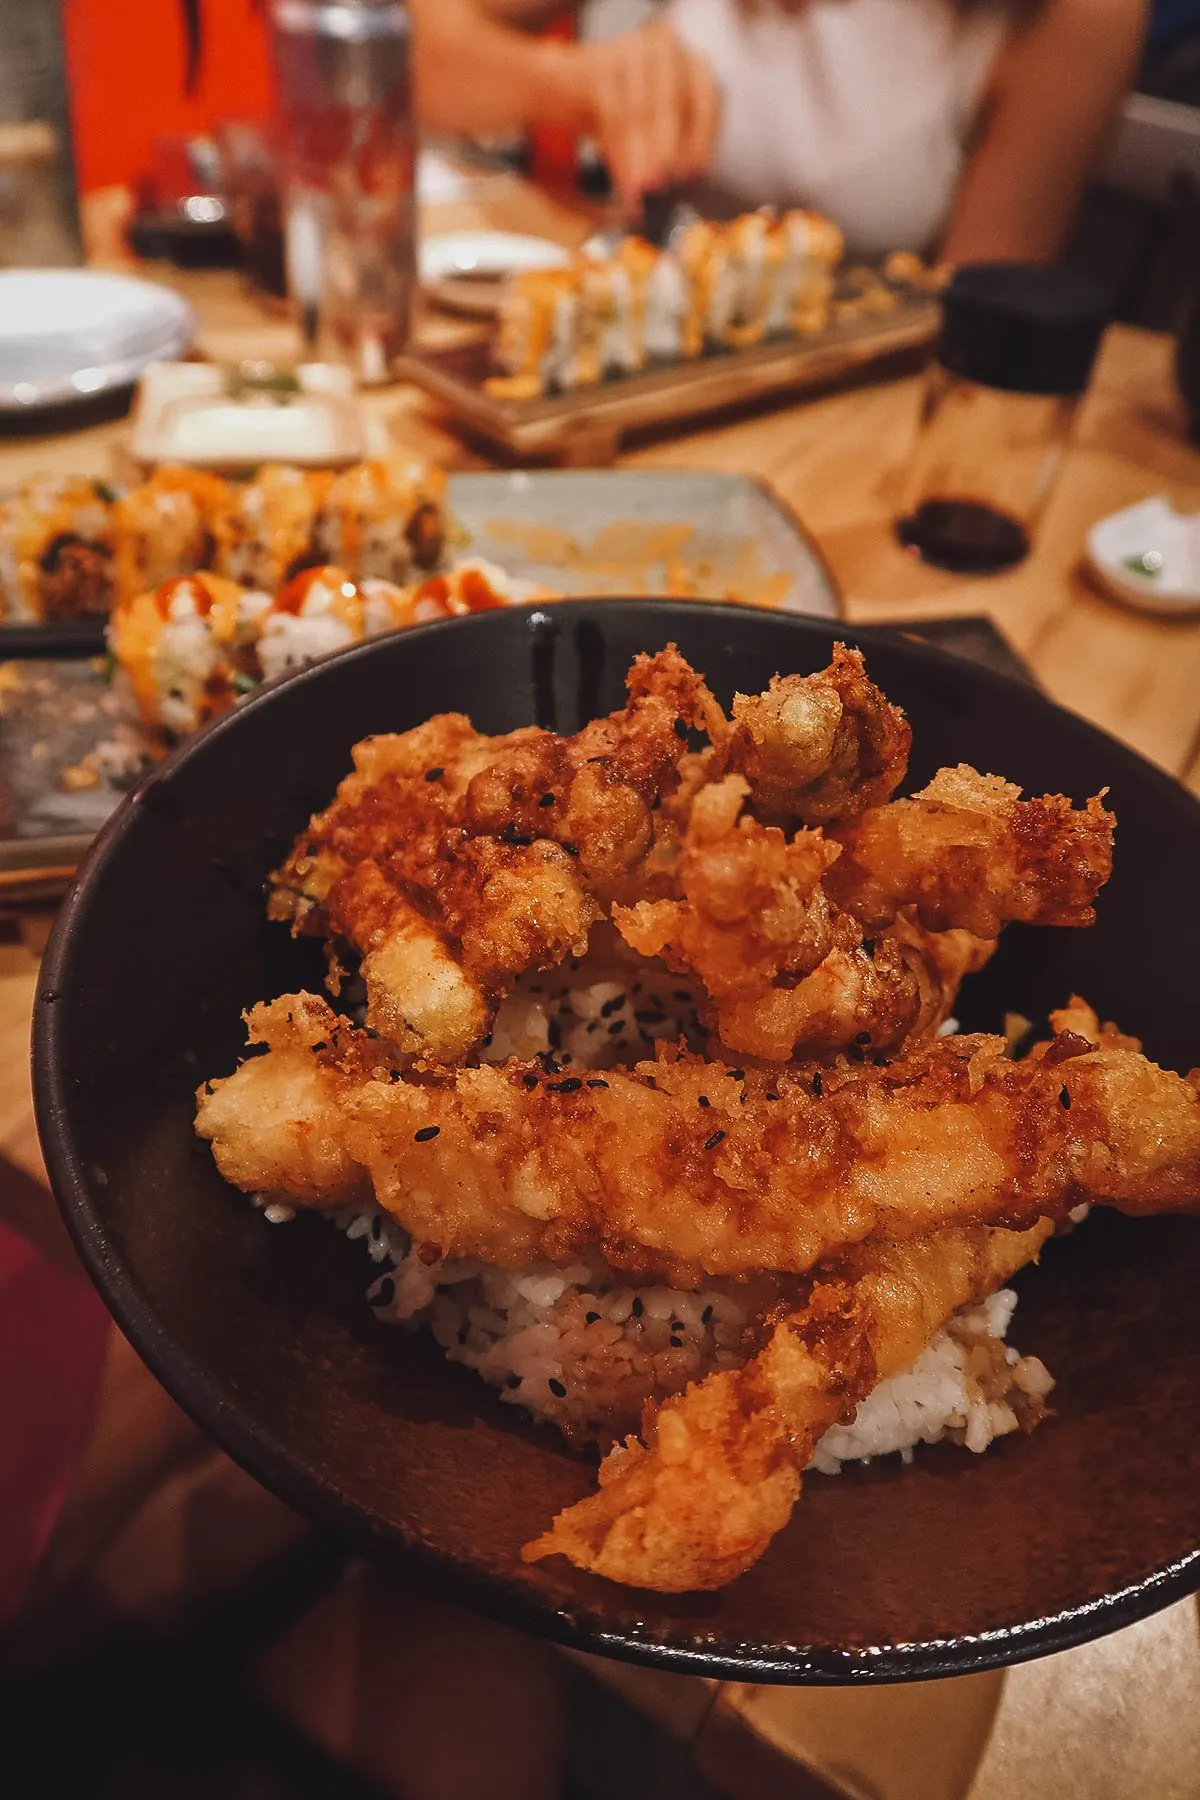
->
413;0;1150;261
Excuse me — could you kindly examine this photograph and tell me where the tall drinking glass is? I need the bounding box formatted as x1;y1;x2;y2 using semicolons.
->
268;0;415;385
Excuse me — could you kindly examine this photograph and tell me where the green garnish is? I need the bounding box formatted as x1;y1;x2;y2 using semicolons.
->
98;649;118;683
225;365;302;405
232;671;260;695
93;480;120;504
1122;551;1163;578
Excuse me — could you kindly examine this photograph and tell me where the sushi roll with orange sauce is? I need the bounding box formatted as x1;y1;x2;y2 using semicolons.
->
211;464;334;591
109;572;272;740
112;465;231;599
313;458;447;582
0;475;117;621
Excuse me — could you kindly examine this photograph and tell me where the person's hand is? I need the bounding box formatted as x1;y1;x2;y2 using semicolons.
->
573;21;721;207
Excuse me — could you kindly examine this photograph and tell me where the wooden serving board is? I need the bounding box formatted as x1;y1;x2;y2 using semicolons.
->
398;298;940;463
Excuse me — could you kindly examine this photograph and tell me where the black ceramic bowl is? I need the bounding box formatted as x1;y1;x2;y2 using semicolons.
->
34;601;1200;1683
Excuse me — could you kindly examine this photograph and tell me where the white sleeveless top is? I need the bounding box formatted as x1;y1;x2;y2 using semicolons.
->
664;0;1010;255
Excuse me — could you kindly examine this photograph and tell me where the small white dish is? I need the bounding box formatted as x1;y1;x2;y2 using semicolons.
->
1086;496;1200;617
419;230;571;316
129;361;382;469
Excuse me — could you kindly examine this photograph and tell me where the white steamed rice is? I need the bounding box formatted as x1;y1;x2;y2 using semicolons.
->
254;959;1055;1470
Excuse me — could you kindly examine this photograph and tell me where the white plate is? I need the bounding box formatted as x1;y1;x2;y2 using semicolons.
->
0;269;196;413
1085;495;1200;616
420;231;571;316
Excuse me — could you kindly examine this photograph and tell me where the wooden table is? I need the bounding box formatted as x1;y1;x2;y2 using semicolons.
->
5;168;1200;1794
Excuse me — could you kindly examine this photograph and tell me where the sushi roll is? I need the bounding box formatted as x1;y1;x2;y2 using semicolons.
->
778;210;844;334
257;565;377;684
109;572;272;740
210;464;333;591
0;475;117;621
112;465;230;599
490;267;588;398
408;558;556;620
314;458;447;583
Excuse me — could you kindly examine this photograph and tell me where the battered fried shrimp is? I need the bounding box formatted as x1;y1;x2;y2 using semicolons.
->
523;1219;1053;1590
197;1009;1200;1283
719;645;911;826
613;775;846;1000
712;913;994;1061
826;765;1115;935
268;651;711;1058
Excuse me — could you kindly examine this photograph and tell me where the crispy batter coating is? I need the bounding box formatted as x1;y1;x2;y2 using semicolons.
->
719;644;911;826
613;774;845;1000
712;912;994;1061
523;1219;1053;1590
826;765;1115;935
197;1004;1200;1284
268;649;712;1060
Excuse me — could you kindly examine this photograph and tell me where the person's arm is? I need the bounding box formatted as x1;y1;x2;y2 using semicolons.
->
941;0;1149;264
411;0;720;204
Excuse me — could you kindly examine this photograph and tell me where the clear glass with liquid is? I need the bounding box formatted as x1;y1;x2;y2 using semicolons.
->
268;0;415;384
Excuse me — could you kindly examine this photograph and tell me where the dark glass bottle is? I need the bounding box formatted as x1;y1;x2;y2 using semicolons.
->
898;264;1111;576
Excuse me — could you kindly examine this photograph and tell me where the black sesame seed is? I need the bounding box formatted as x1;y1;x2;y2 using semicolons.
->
601;996;624;1018
539;792;556;807
548;1018;562;1050
873;1054;892;1068
848;1043;866;1063
548;1378;567;1397
522;1072;539;1088
635;1009;667;1025
608;1021;625;1036
414;1125;440;1142
670;1321;683;1333
501;823;533;846
650;993;664;1008
586;1079;609;1089
673;717;688;740
813;1072;824;1097
560;1053;573;1066
862;939;876;959
673;989;691;1002
586;1021;599;1034
540;1054;561;1074
562;842;580;857
389;1070;403;1083
549;1076;583;1093
1060;1086;1071;1109
631;1297;644;1317
728;1070;745;1081
586;1311;600;1324
855;1030;871;1045
424;767;443;782
669;1335;683;1348
372;1275;396;1307
765;1093;780;1103
644;1076;658;1090
702;1305;714;1324
704;1130;726;1150
506;1373;522;1389
697;1095;711;1109
363;1025;381;1040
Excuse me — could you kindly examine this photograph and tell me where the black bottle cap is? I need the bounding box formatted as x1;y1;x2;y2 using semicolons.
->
938;263;1112;397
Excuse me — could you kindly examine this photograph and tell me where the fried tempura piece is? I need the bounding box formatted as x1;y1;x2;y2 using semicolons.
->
719;644;911;826
197;1007;1200;1283
826;765;1115;935
524;1219;1053;1590
268;650;713;1060
613;774;846;1000
712;913;994;1061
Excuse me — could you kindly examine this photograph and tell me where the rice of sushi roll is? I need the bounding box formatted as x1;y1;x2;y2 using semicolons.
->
0;474;117;621
490;266;586;398
109;571;272;740
780;208;844;334
210;464;333;591
407;557;557;619
112;465;230;599
256;565;414;683
313;458;447;582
